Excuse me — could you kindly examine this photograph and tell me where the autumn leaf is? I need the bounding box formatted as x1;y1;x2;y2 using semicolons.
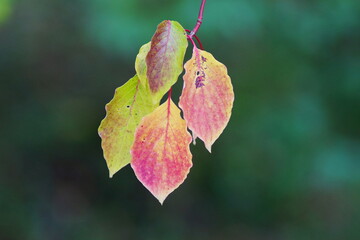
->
179;46;234;152
98;75;158;177
135;42;151;85
146;20;188;103
131;98;192;204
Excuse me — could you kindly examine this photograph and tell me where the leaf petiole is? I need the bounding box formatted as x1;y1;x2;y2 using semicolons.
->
185;29;204;50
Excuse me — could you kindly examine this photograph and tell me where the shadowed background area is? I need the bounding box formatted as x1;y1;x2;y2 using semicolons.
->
1;0;359;239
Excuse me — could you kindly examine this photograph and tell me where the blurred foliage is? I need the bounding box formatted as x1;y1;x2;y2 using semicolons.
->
0;0;12;25
0;0;359;239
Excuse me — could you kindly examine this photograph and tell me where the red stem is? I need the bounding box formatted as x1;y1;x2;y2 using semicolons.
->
189;0;206;38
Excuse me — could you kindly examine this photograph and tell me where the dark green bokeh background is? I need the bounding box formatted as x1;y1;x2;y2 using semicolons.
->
1;0;359;239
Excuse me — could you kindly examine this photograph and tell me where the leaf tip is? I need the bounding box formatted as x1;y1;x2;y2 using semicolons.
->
205;142;212;153
192;132;197;145
109;169;115;178
157;195;167;205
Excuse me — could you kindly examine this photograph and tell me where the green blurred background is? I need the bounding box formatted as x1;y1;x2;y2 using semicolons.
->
1;0;359;239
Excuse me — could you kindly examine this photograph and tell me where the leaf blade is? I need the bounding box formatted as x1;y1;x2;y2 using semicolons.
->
146;20;188;102
179;47;234;152
98;75;158;177
135;42;151;85
131;99;192;204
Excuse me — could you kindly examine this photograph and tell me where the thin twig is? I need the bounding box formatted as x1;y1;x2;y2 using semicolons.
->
189;0;207;38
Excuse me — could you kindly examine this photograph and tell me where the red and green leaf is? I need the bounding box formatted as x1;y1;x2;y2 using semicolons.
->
131;98;192;204
146;20;188;103
98;75;158;177
179;46;234;152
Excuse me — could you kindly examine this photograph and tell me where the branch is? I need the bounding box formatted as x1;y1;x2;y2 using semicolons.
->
189;0;207;38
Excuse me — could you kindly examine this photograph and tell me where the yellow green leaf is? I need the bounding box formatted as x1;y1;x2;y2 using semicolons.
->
98;75;158;177
131;98;192;204
179;46;234;152
146;20;188;103
135;42;151;86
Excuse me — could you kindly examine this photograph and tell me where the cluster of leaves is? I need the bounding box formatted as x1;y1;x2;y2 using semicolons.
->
98;20;234;204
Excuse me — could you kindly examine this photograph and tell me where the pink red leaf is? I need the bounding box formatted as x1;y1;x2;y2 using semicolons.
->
131;99;192;204
146;20;188;103
179;47;234;152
